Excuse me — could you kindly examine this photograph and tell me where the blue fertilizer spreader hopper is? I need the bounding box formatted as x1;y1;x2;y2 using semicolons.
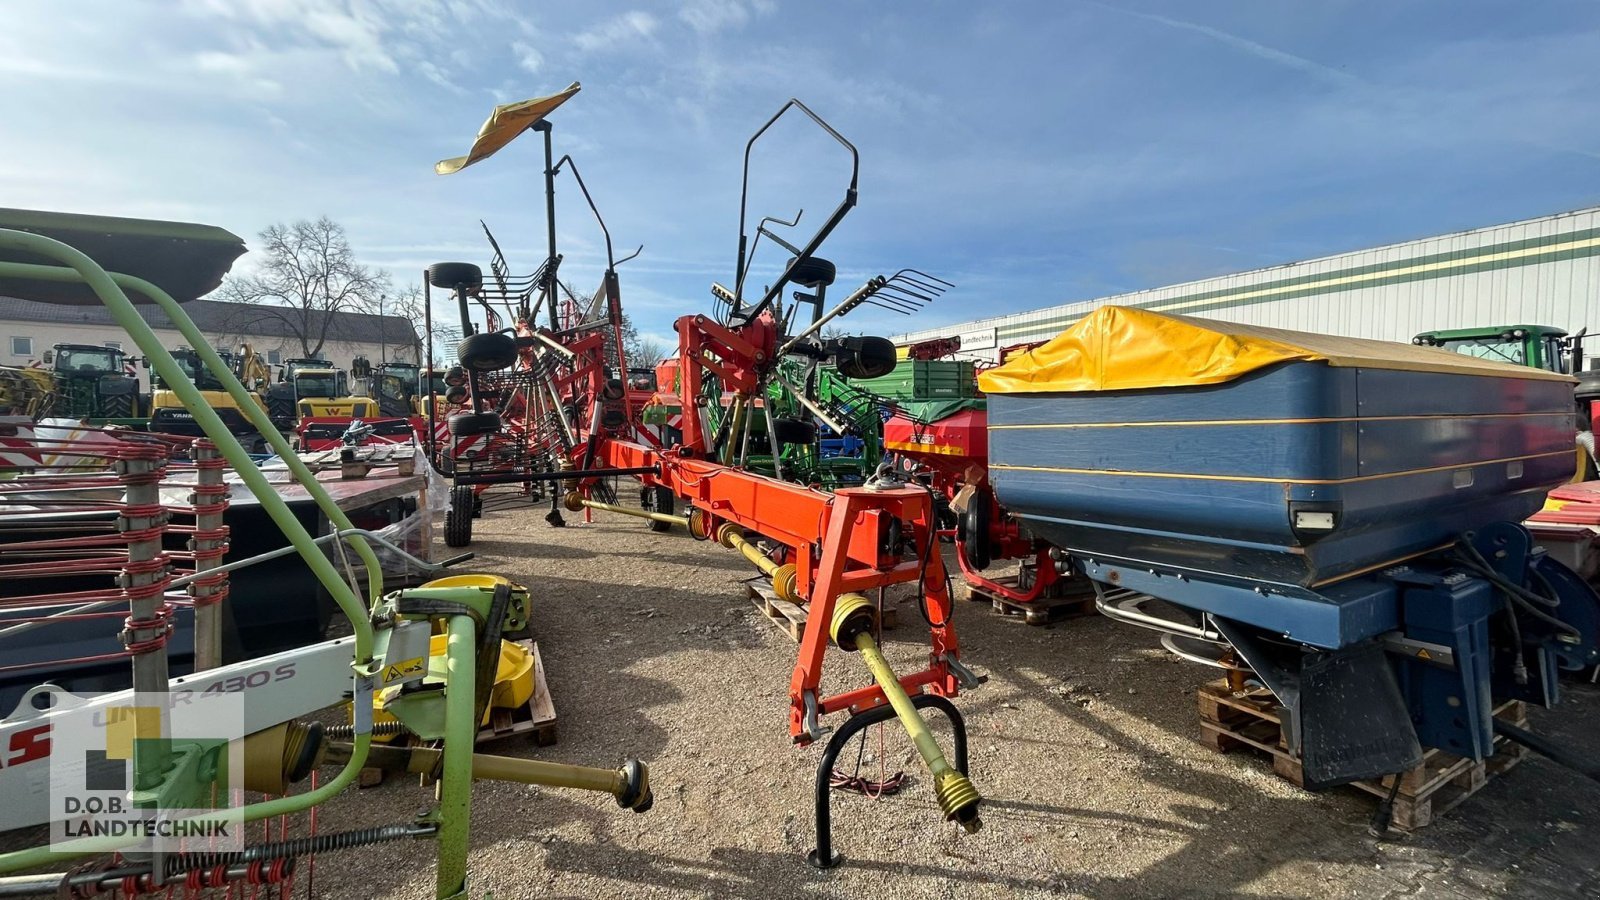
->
981;306;1600;790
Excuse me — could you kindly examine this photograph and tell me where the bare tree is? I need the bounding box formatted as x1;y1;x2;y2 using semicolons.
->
385;283;427;362
616;312;668;370
218;217;388;359
631;336;666;368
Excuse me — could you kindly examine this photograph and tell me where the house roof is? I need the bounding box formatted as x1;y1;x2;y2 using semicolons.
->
0;295;420;347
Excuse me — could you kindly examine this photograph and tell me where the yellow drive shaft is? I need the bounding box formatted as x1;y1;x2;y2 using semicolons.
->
830;594;981;831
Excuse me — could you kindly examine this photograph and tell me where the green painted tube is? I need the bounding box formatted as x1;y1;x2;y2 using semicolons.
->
436;615;478;899
0;259;385;630
0;232;373;875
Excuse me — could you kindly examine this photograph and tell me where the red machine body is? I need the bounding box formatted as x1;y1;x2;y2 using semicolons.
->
577;311;971;743
882;352;1072;606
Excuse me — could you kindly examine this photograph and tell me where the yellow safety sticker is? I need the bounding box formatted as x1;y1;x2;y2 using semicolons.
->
383;656;427;684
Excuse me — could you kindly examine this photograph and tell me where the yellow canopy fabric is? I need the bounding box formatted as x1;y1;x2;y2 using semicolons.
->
978;305;1576;394
435;82;581;176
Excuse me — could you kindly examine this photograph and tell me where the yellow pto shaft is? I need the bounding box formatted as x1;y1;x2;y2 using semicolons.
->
336;741;654;813
716;523;800;603
563;490;688;527
830;594;982;831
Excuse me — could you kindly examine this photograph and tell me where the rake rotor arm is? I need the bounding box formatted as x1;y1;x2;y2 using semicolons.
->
732;99;859;321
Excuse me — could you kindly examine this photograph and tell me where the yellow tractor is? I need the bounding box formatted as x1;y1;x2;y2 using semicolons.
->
290;365;376;422
148;344;276;452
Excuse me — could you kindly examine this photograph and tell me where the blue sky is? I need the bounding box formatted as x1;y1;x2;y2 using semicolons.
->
4;1;1600;349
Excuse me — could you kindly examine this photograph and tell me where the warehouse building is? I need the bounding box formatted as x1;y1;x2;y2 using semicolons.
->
1;296;421;391
896;204;1600;365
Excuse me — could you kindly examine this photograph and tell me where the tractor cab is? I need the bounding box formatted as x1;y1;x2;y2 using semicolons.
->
372;361;423;418
1413;324;1585;375
291;366;373;421
43;342;145;423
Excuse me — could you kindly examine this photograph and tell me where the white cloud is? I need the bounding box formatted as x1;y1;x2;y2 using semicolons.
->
1092;4;1363;90
511;40;543;74
677;0;776;35
678;0;748;35
193;50;253;76
572;11;659;53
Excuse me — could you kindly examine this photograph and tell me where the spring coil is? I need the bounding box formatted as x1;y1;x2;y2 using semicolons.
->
164;822;437;878
322;719;413;740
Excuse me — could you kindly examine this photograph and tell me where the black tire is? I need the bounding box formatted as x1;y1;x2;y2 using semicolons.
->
457;332;517;372
266;387;295;425
959;488;993;570
786;256;836;288
99;390;134;420
771;417;817;446
642;485;675;533
448;411;502;436
832;336;898;380
428;262;482;291
445;485;474;547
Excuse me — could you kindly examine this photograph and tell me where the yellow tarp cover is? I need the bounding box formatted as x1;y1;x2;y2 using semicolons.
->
435;82;581;176
978;305;1577;394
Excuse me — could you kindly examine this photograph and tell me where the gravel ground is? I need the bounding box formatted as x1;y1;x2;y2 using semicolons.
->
7;502;1597;898
295;504;1600;900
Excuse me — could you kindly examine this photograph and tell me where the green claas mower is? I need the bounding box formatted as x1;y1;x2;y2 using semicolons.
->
0;219;654;898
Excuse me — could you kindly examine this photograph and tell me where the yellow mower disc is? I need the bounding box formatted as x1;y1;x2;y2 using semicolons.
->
364;636;536;739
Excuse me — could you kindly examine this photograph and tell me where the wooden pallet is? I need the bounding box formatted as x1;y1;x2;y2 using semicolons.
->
358;640;557;787
1196;679;1527;830
744;578;896;642
478;640;558;747
966;574;1096;625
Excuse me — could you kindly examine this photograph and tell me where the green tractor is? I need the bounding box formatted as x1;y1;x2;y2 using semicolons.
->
1416;324;1595;479
42;342;147;425
1412;324;1585;374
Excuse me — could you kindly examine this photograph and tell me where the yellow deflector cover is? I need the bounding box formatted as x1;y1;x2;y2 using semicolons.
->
978;305;1576;395
435;82;581;175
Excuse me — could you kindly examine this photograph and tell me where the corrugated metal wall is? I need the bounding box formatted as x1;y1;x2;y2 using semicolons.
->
897;205;1600;363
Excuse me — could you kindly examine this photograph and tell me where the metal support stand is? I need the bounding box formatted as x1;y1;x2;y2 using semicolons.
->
189;440;228;671
807;693;968;869
119;452;172;789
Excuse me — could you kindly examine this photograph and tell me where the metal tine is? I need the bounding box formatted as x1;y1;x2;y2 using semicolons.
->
878;282;939;305
863;297;921;315
877;282;937;303
888;267;956;291
875;287;936;309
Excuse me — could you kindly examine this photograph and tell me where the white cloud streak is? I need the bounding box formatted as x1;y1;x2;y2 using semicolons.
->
1093;3;1363;89
572;11;659;53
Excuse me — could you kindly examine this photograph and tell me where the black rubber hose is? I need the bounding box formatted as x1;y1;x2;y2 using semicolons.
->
1367;775;1403;837
1453;542;1581;641
1494;718;1600;783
